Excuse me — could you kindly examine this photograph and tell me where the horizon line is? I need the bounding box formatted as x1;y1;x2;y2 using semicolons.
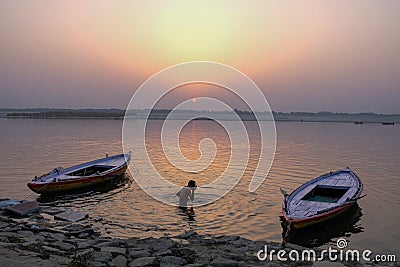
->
1;107;400;116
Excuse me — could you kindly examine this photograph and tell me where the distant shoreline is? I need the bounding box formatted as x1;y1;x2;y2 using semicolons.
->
1;108;399;124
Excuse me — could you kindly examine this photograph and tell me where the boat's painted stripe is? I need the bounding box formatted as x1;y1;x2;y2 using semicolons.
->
282;202;354;228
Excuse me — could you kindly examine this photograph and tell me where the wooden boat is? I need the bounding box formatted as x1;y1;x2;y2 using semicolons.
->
382;122;395;125
27;153;130;194
281;167;363;229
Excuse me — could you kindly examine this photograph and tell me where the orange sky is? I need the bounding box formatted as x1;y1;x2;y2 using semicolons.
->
0;1;399;113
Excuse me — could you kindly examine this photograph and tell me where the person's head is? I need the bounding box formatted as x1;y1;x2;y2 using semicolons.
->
187;180;196;187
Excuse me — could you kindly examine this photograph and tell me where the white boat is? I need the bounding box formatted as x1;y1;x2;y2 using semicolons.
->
27;153;130;194
281;167;364;228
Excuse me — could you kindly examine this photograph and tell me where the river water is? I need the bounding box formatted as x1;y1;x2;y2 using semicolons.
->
0;118;398;255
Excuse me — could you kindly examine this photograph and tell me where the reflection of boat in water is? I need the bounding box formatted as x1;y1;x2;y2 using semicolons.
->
281;203;363;247
281;167;364;229
27;153;130;194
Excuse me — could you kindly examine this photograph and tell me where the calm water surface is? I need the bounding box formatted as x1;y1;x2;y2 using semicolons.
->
0;118;398;255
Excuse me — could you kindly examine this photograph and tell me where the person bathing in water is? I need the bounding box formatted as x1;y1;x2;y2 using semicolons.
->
176;180;197;207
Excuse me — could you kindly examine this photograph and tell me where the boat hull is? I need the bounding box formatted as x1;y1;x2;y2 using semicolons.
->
27;165;127;194
282;201;355;229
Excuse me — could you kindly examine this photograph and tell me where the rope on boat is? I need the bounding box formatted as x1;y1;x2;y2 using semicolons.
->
281;190;292;246
20;181;52;201
282;218;292;246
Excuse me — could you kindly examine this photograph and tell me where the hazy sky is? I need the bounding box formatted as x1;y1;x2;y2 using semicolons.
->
0;1;399;113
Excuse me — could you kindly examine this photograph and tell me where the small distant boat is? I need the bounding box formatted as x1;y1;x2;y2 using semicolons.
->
27;153;130;194
354;121;363;124
281;168;364;229
382;122;395;125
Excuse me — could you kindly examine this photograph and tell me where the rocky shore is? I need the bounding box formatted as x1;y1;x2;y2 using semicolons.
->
0;203;397;267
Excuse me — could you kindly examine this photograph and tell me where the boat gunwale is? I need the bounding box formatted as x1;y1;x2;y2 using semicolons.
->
26;165;129;194
29;153;131;185
27;165;128;187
